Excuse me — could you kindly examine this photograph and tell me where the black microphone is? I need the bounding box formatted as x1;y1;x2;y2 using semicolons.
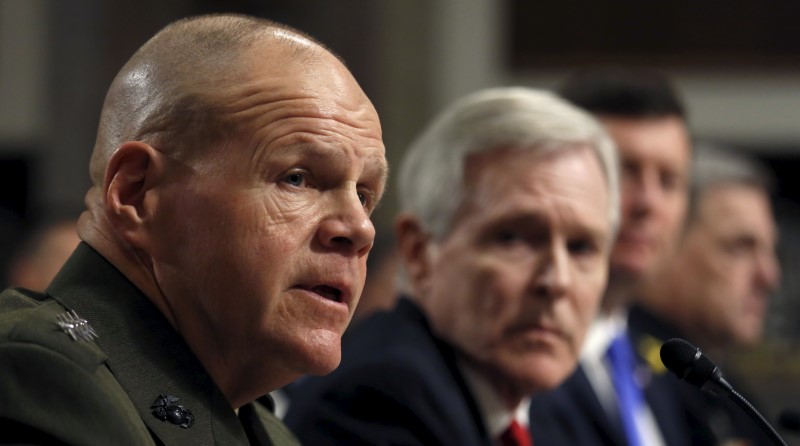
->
659;338;733;395
660;338;787;446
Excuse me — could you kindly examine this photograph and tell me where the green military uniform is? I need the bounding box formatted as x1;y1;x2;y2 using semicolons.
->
0;243;300;445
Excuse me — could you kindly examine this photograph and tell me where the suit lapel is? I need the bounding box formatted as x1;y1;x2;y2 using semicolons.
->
48;244;250;445
398;298;492;446
568;365;627;446
628;307;694;446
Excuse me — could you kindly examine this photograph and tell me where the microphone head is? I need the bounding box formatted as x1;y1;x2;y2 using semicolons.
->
659;338;719;388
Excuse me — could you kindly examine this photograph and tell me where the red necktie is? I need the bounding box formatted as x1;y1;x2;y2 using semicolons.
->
498;420;533;446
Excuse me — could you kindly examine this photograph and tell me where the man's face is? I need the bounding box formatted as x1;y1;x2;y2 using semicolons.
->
149;45;387;380
670;185;780;347
417;147;612;397
600;116;691;280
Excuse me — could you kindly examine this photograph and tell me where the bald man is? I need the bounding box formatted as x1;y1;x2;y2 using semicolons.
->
0;14;387;446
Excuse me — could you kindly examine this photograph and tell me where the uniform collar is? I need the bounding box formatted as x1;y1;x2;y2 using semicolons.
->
48;243;251;445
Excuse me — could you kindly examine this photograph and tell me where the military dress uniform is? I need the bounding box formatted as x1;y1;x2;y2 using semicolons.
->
0;243;299;446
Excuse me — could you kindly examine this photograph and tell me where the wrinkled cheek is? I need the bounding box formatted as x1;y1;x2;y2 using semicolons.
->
447;308;502;363
472;268;517;316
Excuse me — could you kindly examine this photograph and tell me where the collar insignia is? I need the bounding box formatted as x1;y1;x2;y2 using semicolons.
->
56;310;98;342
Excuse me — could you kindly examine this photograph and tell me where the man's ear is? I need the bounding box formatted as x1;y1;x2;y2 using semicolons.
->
103;141;164;247
395;214;436;297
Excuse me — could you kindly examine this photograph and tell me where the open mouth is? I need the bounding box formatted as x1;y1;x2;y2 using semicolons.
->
310;285;343;303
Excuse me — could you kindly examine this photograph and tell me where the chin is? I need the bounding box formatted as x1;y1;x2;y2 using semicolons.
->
612;245;656;271
305;355;342;376
735;330;762;348
512;357;574;395
514;371;570;396
611;258;652;280
295;330;344;376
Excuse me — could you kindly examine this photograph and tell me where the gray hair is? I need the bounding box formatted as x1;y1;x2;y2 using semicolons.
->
397;87;620;240
687;143;774;224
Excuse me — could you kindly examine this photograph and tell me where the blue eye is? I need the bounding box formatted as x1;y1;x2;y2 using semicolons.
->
284;172;305;187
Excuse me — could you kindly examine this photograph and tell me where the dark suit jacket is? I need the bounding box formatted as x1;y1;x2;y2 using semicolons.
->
626;305;775;446
530;305;776;446
284;297;492;446
0;243;298;445
528;311;693;446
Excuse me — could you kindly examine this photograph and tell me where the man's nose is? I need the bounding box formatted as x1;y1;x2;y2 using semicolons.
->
755;248;781;293
533;241;571;299
316;189;375;257
627;171;664;216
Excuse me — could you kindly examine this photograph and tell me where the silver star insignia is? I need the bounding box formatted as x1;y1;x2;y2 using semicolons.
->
56;310;98;342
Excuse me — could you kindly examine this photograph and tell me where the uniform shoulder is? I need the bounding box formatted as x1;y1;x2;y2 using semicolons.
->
0;287;106;371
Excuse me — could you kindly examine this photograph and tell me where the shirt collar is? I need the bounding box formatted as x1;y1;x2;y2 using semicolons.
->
458;359;531;439
581;308;629;363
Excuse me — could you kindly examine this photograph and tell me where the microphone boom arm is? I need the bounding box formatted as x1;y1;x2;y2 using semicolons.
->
660;337;787;446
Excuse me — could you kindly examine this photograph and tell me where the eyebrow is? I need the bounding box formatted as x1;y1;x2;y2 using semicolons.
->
488;209;610;240
273;142;389;184
366;154;390;184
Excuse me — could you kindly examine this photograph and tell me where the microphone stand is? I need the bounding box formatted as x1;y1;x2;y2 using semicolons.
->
661;338;788;446
726;388;787;446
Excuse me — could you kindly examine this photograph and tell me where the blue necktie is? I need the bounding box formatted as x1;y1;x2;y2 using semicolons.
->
606;333;645;446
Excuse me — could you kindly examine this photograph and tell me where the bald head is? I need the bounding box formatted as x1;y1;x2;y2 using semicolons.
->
90;14;333;187
76;13;386;405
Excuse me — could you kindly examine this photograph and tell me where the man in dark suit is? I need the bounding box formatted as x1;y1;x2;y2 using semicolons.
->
635;145;780;445
284;87;621;445
0;13;388;445
529;68;694;446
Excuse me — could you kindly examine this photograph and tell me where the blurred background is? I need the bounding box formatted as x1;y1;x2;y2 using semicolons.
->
2;0;799;432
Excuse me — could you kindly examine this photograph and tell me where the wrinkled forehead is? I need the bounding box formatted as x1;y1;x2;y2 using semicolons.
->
185;42;384;172
229;40;377;119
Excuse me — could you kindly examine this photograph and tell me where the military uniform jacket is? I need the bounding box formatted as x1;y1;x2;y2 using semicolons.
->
0;242;299;446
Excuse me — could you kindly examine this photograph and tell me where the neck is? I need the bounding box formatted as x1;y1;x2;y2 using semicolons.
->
79;211;179;329
462;358;524;411
79;209;293;409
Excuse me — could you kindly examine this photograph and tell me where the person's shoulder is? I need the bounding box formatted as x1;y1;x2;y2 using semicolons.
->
0;288;146;445
343;298;442;364
289;307;465;415
0;286;106;371
0;286;48;313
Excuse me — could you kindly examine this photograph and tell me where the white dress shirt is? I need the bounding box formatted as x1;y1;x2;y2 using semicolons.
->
459;360;531;442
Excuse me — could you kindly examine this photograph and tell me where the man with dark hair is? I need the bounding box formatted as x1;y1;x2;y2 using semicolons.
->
530;68;694;445
557;68;686;119
0;13;387;445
